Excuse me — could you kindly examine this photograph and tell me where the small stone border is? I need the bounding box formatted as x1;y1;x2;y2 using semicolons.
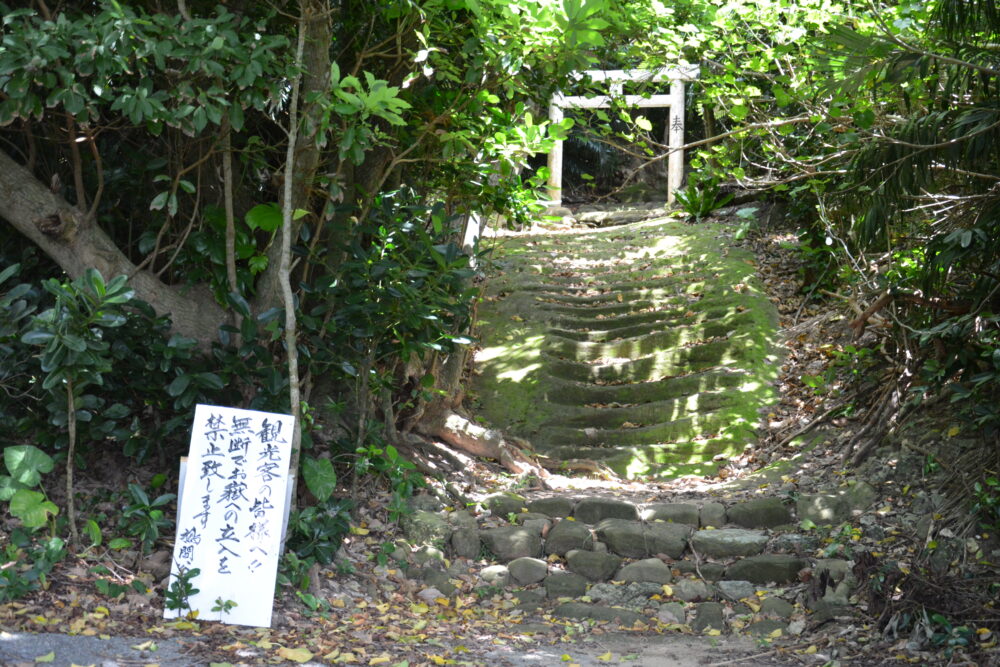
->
395;487;876;635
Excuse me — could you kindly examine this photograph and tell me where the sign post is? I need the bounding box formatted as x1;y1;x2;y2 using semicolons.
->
165;404;295;627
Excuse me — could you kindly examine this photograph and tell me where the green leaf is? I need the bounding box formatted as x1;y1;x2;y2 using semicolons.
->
108;537;132;550
0;475;26;502
245;203;282;232
150;191;169;211
85;519;102;547
10;488;59;529
4;445;55;488
166;374;192;397
302;456;337;503
635;116;652;132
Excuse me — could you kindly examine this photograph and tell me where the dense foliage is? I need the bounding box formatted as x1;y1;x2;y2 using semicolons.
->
1;0;1000;604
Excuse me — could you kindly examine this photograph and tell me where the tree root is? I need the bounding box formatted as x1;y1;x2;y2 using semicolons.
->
534;455;620;479
416;409;550;482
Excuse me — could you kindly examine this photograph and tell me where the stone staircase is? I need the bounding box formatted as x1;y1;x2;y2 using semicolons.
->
394;208;879;638
399;488;875;637
472;213;782;477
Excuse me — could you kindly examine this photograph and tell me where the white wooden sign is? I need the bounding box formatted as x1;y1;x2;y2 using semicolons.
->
165;404;294;627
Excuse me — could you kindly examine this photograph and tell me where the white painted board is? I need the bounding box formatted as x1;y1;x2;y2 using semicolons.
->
164;404;294;627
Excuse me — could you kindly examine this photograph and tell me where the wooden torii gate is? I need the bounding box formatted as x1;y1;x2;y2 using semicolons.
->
546;65;699;206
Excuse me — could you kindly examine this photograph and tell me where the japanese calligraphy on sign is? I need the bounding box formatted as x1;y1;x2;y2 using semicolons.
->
165;404;294;627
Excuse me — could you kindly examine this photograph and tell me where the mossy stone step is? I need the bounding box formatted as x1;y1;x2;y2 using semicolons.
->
544;337;753;384
544;389;739;428
541;369;749;406
542;316;752;362
473;214;780;476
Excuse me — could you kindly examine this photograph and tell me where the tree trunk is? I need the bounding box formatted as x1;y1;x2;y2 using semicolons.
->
0;149;226;346
253;0;331;316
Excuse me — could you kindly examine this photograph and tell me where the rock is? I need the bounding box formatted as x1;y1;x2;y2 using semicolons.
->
451;527;480;559
479;564;510;587
595;519;690;558
674;560;725;581
566;549;622;582
528;497;574;518
716;580;755;601
746;619;787;637
417;587;444;603
771;533;819;554
617;558;673;584
449;510;481;559
725;555;806;584
759;597;794;619
543;205;574;218
421;569;458;596
645;522;692;558
672;578;711;602
480;526;543;561
138;549;171;580
594;519;646;557
545;519;594;555
797;494;849;525
799;483;878;524
573;497;639;524
508;557;549;585
641;503;699;526
552;602;646;626
513;511;550;524
657;602;687;624
401;510;452;548
845;480;877;512
544;572;589;598
485;492;527;518
700;502;727;528
412;545;446;567
588;581;661;607
690;528;769;558
691;601;726;632
513;589;546;605
408;493;443;512
726;498;792;528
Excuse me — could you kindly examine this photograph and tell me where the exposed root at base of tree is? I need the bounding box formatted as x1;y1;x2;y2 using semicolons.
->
414;409;551;483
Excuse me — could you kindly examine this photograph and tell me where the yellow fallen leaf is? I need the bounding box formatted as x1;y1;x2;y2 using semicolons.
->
947;425;961;437
131;640;158;651
34;651;55;663
802;645;818;654
705;629;722;636
332;598;346;608
597;651;613;661
411;603;429;615
94;606;110;616
350;525;369;535
561;655;573;662
369;654;392;665
769;628;783;638
334;652;358;663
277;646;314;663
661;584;673;596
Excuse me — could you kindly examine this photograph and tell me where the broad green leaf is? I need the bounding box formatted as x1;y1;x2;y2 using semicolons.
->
4;445;54;487
302;456;337;502
10;488;59;528
245;203;282;232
